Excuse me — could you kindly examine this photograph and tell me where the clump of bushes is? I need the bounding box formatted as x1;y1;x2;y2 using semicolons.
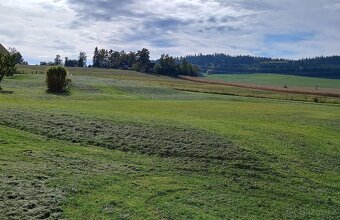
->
46;66;71;93
0;53;17;90
153;55;199;76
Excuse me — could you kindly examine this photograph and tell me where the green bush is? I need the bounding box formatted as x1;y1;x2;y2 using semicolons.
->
46;66;71;93
0;53;17;90
132;63;142;72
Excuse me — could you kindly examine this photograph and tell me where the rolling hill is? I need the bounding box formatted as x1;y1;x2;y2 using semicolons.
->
0;66;339;219
182;54;340;79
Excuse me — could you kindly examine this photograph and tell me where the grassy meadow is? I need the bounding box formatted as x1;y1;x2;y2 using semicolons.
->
207;73;340;93
0;66;339;219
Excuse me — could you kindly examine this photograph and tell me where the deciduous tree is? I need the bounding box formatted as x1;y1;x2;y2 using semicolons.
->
136;48;150;72
8;47;25;64
54;55;63;66
0;53;17;90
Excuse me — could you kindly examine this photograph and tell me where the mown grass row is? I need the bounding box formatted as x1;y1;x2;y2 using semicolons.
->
1;111;339;219
0;109;259;166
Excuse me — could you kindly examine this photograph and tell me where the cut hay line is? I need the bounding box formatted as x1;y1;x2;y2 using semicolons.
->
0;109;263;169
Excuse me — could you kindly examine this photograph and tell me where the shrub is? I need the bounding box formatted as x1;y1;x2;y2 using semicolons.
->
0;53;17;90
153;64;161;74
313;97;319;103
46;66;70;93
132;63;142;72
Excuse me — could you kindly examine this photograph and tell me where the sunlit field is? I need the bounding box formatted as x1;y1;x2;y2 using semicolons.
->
0;66;339;219
207;73;340;93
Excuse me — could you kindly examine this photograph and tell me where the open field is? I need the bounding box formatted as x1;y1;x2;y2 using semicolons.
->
15;65;340;103
207;73;340;93
179;76;340;100
0;66;340;219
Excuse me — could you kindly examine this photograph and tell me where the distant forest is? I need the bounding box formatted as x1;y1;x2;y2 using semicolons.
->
38;48;340;79
182;54;340;78
49;47;199;77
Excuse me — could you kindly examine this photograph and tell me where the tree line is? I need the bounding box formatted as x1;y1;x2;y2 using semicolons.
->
41;48;199;76
92;48;151;72
91;47;198;76
40;52;87;68
154;54;199;76
183;53;340;78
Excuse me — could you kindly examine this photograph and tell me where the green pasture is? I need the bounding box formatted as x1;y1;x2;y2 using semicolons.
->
0;66;339;219
207;73;340;90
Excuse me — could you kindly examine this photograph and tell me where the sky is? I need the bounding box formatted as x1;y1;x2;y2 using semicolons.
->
0;0;339;64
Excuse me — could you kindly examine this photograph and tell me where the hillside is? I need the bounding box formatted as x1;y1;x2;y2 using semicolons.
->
206;73;340;95
182;54;340;78
0;66;339;219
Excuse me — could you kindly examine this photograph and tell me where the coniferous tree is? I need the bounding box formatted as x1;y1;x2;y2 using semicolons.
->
64;57;78;67
78;52;87;67
93;47;99;67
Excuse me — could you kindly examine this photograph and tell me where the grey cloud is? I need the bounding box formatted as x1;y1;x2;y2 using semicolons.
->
150;39;176;48
67;0;137;21
207;16;217;23
147;18;192;29
220;15;238;23
0;0;339;64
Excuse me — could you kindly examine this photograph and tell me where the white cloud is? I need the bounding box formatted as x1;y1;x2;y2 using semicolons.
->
0;0;339;64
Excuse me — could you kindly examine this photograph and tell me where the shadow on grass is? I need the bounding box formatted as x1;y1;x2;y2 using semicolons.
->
0;90;14;95
45;90;71;96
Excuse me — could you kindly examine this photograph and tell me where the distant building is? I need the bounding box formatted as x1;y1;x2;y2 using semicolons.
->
0;43;8;55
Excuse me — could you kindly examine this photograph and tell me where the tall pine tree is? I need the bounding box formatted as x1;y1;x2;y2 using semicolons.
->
93;47;99;67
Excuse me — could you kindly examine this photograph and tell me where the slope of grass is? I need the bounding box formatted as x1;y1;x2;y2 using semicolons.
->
207;73;340;90
16;65;340;103
0;67;339;219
